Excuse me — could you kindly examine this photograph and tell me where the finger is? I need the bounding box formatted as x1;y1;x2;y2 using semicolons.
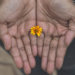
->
17;38;31;74
30;34;37;56
37;22;55;57
56;36;67;69
24;61;31;75
0;24;11;50
56;31;75;69
42;35;52;70
66;31;75;46
37;33;44;57
22;35;36;68
10;37;23;68
47;37;58;74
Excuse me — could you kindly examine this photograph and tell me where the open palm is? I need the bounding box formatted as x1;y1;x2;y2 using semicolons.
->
0;0;37;74
37;0;75;74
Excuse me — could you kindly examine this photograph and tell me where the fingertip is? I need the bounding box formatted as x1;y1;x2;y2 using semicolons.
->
47;62;54;74
41;64;46;71
41;58;47;71
24;62;31;75
29;56;36;68
56;57;63;70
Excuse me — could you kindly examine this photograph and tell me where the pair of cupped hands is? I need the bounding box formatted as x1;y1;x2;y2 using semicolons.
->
0;0;75;74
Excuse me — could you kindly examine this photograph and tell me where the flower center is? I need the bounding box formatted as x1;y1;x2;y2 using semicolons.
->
35;29;38;33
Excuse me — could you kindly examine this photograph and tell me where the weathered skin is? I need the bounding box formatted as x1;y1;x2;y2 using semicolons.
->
0;0;35;23
0;0;75;75
0;0;37;74
44;0;75;21
37;0;75;74
37;0;75;25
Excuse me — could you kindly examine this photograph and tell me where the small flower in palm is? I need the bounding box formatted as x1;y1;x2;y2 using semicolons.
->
30;26;42;37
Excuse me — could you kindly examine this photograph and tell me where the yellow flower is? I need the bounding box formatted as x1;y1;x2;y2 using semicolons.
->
30;26;42;37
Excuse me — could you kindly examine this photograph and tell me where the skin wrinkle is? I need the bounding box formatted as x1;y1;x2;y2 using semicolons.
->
38;7;69;37
0;0;33;25
0;0;21;23
39;0;67;24
0;0;36;74
37;0;75;74
40;0;75;27
0;0;75;74
8;5;33;28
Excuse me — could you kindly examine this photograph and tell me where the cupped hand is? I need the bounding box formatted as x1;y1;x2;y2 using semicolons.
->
0;0;37;74
37;0;75;74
